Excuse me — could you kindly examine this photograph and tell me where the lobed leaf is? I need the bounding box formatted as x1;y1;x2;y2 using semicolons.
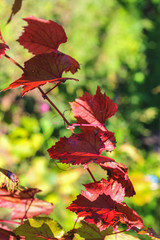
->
77;221;113;240
0;188;54;220
1;51;79;95
48;130;116;165
70;86;117;132
81;178;126;203
68;192;144;231
18;16;67;55
100;163;135;197
14;217;64;240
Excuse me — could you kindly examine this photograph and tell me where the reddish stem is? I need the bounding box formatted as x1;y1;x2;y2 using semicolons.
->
38;87;74;133
5;54;24;71
4;53;74;133
86;167;97;182
0;219;22;225
45;82;61;95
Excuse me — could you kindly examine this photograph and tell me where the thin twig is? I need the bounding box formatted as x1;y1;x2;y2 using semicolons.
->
4;54;74;133
86;167;97;182
5;54;24;71
0;219;22;225
38;87;74;133
45;82;61;95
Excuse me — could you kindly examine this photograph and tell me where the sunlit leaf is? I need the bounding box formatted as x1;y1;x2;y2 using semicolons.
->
14;217;64;240
18;16;67;55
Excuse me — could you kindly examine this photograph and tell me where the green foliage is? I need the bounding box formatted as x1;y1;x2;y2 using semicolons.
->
14;217;64;239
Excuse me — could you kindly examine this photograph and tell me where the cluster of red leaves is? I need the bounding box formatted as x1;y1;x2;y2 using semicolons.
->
48;86;144;232
0;16;150;237
1;16;80;95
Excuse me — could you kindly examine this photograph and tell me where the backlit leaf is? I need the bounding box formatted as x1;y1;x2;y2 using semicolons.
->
48;130;115;165
18;16;67;55
100;163;135;197
70;86;117;131
68;193;144;231
0;188;54;220
81;178;125;203
1;51;79;95
77;221;113;240
14;217;64;240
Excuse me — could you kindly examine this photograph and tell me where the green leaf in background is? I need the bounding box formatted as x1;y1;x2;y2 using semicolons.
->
77;221;113;240
14;217;64;239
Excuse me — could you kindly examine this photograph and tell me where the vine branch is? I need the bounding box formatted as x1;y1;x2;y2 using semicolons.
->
4;54;74;133
86;166;97;183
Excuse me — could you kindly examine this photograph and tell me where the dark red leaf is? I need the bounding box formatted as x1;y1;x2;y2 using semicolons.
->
0;224;15;240
1;51;79;95
7;0;23;24
68;193;144;231
0;31;9;58
70;86;117;131
18;16;67;55
0;43;9;58
48;130;116;165
0;188;54;220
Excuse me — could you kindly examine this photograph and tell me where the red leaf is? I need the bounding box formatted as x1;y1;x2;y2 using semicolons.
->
115;202;144;230
0;224;14;240
1;51;79;95
100;162;136;197
68;193;144;231
82;178;125;203
67;194;123;231
48;130;115;165
0;31;9;58
7;0;23;24
0;43;9;58
70;86;117;131
0;188;54;220
18;16;67;55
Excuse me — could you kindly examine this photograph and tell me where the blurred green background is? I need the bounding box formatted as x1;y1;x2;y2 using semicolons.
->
0;0;159;238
